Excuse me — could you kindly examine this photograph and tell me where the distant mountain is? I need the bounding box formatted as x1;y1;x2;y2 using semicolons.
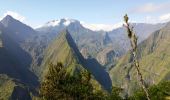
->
36;18;115;66
80;23;122;31
37;19;166;68
0;15;41;99
0;15;48;78
0;16;38;87
103;32;112;46
1;15;36;43
108;23;165;54
40;30;112;91
109;22;170;96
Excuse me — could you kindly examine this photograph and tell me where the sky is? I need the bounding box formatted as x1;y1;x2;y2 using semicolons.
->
0;0;170;29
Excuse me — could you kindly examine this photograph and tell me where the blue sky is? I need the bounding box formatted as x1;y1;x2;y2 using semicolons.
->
0;0;170;28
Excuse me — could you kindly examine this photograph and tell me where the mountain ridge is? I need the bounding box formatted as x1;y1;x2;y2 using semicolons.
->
40;29;112;91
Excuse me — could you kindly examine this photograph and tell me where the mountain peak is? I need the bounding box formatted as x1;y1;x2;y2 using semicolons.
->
1;15;15;24
3;15;14;20
39;18;79;28
0;15;21;28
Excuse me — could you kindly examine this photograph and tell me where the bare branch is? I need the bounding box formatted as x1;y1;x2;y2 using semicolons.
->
123;14;150;100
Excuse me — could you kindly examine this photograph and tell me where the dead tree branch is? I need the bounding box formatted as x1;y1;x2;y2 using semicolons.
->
123;14;150;100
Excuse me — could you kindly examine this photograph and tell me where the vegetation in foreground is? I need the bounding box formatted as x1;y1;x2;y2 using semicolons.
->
40;62;122;100
128;81;170;100
39;62;170;100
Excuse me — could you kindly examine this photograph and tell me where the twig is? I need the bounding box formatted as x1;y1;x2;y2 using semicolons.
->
123;14;150;100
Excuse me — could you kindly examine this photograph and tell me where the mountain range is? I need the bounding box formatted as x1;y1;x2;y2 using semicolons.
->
0;15;169;99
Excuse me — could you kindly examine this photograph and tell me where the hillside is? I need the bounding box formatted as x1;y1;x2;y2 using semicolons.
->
40;30;112;91
0;75;33;100
0;16;39;99
0;20;38;87
109;22;170;96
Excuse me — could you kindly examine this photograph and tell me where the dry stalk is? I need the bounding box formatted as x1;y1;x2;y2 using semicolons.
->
123;14;150;100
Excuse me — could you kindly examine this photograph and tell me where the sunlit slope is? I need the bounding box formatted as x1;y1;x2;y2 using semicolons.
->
110;22;170;95
41;30;112;91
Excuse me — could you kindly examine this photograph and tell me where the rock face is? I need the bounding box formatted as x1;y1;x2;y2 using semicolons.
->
0;31;2;47
96;47;117;66
103;32;112;46
109;22;170;96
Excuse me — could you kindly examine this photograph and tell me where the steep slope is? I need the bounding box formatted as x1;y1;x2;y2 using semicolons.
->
41;29;85;76
0;75;33;100
41;30;112;91
96;46;118;67
0;24;38;86
0;15;41;99
1;15;35;42
0;15;45;77
109;22;170;95
0;15;35;69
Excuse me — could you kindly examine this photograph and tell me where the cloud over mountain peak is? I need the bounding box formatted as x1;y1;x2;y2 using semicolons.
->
0;11;25;22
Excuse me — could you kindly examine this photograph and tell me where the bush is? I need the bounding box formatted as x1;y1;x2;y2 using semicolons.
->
129;81;170;100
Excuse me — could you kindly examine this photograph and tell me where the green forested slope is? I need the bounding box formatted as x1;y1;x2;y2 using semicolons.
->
109;22;170;95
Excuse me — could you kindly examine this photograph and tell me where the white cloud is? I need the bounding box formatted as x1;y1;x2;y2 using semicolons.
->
130;1;170;13
159;13;170;22
0;11;25;22
80;22;123;31
134;3;157;13
142;13;170;24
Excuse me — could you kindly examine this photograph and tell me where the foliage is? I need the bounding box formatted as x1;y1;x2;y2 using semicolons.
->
40;62;123;100
108;87;123;100
129;81;170;100
40;62;94;99
0;75;16;100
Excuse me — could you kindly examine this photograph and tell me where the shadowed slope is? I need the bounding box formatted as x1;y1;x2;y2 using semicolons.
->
66;30;112;91
41;30;112;91
0;17;39;87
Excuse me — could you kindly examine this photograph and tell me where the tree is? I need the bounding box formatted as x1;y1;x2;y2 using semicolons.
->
40;62;124;100
40;62;96;99
123;14;150;100
40;62;68;100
